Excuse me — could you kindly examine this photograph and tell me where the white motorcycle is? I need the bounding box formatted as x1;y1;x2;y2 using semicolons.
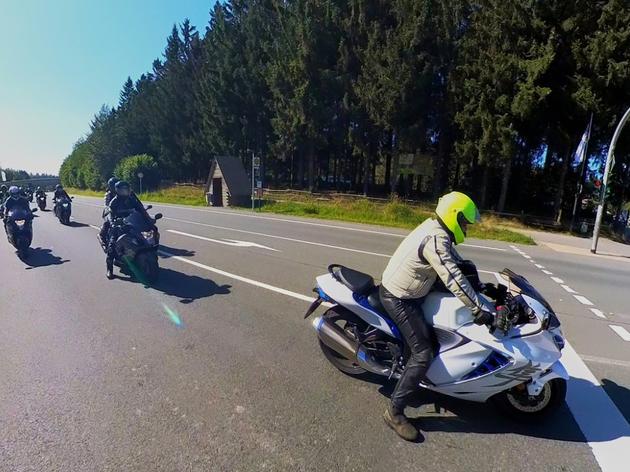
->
305;263;568;420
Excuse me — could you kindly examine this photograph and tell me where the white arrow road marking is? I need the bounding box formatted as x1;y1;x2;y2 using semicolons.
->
167;229;279;252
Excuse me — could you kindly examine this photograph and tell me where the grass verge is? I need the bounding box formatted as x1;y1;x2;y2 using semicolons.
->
67;186;207;207
260;199;535;245
67;186;534;244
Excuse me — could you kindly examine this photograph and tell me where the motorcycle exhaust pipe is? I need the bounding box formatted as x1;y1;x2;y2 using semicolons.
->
312;316;398;379
312;316;358;360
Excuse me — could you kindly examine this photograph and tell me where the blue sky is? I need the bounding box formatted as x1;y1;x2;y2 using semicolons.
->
0;0;215;175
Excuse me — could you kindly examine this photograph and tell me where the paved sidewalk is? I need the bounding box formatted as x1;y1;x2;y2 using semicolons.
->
519;228;630;260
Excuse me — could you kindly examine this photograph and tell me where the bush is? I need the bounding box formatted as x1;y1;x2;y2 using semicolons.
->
114;154;160;192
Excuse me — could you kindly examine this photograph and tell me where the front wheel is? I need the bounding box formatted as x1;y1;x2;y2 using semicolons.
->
492;378;566;422
136;252;159;283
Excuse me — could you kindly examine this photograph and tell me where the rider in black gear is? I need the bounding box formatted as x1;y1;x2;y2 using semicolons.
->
105;181;147;279
53;184;71;203
0;184;8;218
98;177;120;246
4;186;31;214
35;186;45;198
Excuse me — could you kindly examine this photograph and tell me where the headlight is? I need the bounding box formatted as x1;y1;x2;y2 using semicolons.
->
552;333;565;351
141;230;155;243
15;219;25;227
62;203;69;208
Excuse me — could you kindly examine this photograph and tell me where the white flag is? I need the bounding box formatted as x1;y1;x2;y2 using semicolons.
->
574;116;593;166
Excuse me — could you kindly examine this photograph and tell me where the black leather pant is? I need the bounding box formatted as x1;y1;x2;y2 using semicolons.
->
379;285;434;413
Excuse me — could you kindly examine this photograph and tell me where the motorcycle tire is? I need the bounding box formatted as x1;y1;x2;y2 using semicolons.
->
491;378;567;422
136;252;159;284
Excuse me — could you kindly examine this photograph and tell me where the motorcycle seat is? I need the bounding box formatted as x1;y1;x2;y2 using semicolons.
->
330;265;375;295
367;286;386;314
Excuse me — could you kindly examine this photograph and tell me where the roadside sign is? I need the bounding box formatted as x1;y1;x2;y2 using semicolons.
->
253;157;261;168
137;172;144;179
256;180;262;189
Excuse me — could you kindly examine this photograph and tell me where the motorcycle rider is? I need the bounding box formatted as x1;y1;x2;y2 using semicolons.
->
379;191;497;441
104;180;148;279
0;184;8;218
98;177;119;247
3;186;31;222
53;184;71;202
35;186;45;198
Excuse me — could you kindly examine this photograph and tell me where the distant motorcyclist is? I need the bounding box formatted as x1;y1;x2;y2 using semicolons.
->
105;181;148;279
0;184;8;217
98;178;119;247
380;191;497;441
53;184;71;203
35;186;45;198
3;186;31;215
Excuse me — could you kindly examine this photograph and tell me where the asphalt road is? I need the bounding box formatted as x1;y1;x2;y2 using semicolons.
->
1;194;629;471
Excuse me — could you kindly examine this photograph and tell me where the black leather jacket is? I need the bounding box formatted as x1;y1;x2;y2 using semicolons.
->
53;189;71;201
4;196;31;214
108;194;146;221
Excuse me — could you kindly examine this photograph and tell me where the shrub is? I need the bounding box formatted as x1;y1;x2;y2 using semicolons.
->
114;154;160;192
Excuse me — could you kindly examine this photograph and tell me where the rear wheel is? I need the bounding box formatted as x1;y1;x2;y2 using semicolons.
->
136;252;159;283
492;378;566;421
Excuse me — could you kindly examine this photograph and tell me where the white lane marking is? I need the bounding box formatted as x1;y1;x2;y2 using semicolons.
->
163;217;391;258
157;249;333;308
167;229;279;252
541;269;553;275
574;295;594;306
561;285;578;294
562;340;630;471
550;277;564;284
523;255;532;259
478;270;505;285
609;325;630;342
535;264;545;269
581;354;630;368
590;308;606;319
459;243;506;252
73;197;507;251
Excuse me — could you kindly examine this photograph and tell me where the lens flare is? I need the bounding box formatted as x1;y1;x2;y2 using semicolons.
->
162;303;182;327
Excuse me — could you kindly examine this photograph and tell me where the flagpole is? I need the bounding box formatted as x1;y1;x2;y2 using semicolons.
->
570;113;593;232
591;105;630;253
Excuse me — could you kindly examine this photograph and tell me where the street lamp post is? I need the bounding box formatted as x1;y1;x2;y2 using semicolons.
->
591;105;630;253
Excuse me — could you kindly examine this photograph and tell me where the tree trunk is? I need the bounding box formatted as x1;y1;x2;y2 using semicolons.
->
307;141;315;192
384;131;392;192
362;153;369;196
297;150;305;189
553;146;571;224
497;157;513;213
390;130;400;195
479;165;490;209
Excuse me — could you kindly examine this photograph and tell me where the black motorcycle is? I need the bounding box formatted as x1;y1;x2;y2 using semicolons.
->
36;193;47;211
106;207;163;283
4;207;37;258
54;196;72;224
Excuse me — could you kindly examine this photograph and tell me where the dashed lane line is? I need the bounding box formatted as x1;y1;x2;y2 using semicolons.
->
551;277;564;284
609;325;630;342
574;295;594;306
590;308;607;319
541;269;553;275
561;285;578;294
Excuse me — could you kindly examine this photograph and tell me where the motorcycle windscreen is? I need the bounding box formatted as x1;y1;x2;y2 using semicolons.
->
500;268;554;313
123;211;153;232
7;209;32;221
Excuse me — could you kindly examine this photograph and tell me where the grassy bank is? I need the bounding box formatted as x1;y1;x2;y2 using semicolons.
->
67;186;533;244
260;199;534;245
67;186;207;206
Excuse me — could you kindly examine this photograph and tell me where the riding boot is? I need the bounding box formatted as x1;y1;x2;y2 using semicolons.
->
383;404;418;442
106;257;114;279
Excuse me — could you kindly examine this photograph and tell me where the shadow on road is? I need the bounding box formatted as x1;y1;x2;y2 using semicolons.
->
158;245;195;258
601;378;630;423
67;221;90;228
151;267;231;304
375;376;630;443
23;247;69;269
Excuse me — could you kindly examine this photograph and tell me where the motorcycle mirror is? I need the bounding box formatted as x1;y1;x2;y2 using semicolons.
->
145;205;153;210
31;208;38;213
154;213;163;220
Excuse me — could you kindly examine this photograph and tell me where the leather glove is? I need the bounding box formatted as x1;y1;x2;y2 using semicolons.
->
473;309;494;326
494;305;511;332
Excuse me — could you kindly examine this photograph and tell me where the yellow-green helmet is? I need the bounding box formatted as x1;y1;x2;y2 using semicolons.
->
435;191;480;244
